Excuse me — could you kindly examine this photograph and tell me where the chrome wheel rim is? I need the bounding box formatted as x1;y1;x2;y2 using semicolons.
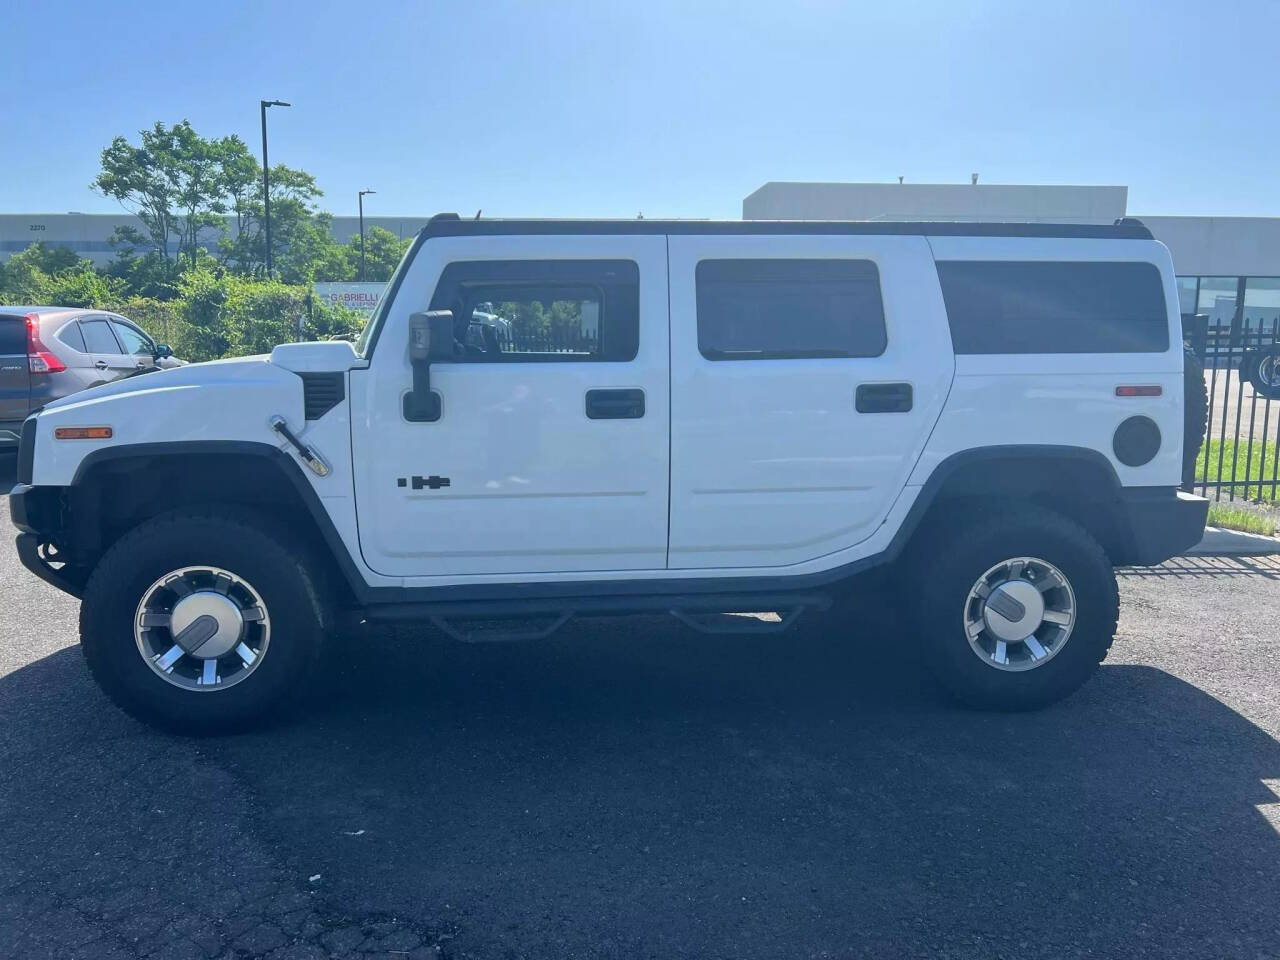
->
134;566;271;691
962;557;1075;672
1259;355;1280;389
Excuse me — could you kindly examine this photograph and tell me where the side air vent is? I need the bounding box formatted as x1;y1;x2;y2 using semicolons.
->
300;372;345;421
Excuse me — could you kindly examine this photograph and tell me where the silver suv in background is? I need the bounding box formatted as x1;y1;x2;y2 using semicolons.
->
0;307;180;445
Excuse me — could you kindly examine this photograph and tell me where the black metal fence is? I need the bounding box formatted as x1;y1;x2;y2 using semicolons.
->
477;324;599;357
1184;313;1280;502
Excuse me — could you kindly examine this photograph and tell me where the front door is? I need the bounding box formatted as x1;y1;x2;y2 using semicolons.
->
666;233;954;570
351;234;670;580
108;317;160;374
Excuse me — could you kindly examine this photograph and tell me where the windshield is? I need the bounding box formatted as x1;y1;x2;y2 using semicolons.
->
355;237;418;358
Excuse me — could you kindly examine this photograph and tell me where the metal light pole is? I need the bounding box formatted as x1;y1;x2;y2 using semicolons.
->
358;189;376;281
259;99;290;277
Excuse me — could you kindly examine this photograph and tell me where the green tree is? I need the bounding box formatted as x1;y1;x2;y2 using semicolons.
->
92;120;238;269
335;226;410;283
43;263;124;308
103;248;180;300
219;164;343;283
6;241;86;276
0;251;50;304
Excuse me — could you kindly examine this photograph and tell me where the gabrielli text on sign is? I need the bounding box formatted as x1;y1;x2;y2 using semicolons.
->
313;282;386;314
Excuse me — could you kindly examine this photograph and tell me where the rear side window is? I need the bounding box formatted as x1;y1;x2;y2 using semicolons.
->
0;318;25;355
80;319;122;354
56;321;87;353
937;261;1169;354
696;259;887;360
428;259;639;362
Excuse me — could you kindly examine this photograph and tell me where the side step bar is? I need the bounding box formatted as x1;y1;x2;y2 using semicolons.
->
358;591;832;642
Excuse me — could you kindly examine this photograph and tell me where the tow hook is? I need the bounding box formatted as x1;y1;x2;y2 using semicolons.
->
270;416;330;477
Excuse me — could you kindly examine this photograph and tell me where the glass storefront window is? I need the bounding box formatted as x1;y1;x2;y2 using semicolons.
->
1197;276;1239;328
1176;276;1198;315
1243;277;1280;330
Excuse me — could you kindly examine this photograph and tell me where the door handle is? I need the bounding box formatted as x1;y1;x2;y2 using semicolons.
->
94;360;109;370
585;388;645;419
856;382;913;413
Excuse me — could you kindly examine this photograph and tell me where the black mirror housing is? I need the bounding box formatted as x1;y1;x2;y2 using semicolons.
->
409;311;455;363
154;343;173;360
405;310;453;422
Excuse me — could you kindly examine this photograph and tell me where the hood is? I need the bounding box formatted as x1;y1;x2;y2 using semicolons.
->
42;354;274;411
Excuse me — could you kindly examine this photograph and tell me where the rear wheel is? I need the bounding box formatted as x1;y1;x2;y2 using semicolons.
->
80;508;326;734
908;504;1118;711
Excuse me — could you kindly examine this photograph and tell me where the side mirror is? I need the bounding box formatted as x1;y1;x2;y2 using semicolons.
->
405;310;453;421
153;343;173;360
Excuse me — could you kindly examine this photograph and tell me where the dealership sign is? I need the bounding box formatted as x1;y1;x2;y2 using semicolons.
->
314;282;385;315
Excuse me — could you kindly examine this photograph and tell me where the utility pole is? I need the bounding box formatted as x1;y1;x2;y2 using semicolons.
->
259;99;290;277
358;189;376;281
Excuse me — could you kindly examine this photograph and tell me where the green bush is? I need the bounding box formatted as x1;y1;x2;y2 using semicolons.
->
1;252;367;365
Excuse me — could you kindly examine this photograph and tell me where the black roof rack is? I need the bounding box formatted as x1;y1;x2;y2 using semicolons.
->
419;213;1153;241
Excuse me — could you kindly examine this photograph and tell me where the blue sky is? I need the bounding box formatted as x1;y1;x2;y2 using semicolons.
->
3;0;1276;219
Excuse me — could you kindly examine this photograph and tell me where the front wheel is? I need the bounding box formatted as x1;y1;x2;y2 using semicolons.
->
908;504;1119;711
80;508;326;734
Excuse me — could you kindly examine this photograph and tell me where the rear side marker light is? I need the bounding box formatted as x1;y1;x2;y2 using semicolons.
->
25;313;67;374
1115;385;1162;397
55;427;113;440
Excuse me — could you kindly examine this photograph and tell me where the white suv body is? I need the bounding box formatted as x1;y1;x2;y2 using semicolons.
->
10;217;1208;732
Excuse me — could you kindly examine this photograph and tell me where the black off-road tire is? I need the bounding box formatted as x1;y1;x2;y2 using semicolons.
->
80;507;327;735
1183;345;1208;486
1247;346;1280;400
907;503;1119;711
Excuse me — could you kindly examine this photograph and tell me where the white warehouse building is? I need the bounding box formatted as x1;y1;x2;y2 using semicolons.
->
4;183;1280;330
743;182;1280;330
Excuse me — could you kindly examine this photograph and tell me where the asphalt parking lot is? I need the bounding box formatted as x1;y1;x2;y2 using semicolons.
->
3;452;1280;959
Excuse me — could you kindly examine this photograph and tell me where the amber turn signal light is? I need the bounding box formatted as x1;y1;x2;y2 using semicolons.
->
54;426;113;440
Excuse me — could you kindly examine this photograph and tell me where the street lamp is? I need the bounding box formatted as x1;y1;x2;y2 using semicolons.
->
358;189;376;281
259;99;290;278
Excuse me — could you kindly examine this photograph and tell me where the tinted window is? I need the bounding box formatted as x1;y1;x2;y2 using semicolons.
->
428;260;638;362
937;261;1169;354
110;319;154;356
695;259;886;360
0;318;25;355
80;318;123;354
56;320;87;353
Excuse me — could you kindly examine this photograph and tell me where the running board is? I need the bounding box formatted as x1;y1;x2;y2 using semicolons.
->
357;591;831;641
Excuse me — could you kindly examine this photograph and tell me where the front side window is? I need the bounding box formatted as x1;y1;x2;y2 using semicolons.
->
110;319;154;356
937;260;1170;354
428;260;639;362
1196;276;1238;329
80;318;122;354
695;259;887;361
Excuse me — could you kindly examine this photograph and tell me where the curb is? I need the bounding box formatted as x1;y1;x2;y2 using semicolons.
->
1184;526;1280;557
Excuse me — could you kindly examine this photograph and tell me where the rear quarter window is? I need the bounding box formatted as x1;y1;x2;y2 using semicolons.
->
0;318;25;355
56;320;87;353
937;260;1169;354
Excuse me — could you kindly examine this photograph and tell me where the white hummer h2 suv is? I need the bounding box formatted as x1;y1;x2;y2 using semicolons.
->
10;215;1209;733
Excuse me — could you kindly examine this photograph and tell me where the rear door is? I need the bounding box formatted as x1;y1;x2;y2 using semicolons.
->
78;316;131;382
667;233;954;569
0;314;31;430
